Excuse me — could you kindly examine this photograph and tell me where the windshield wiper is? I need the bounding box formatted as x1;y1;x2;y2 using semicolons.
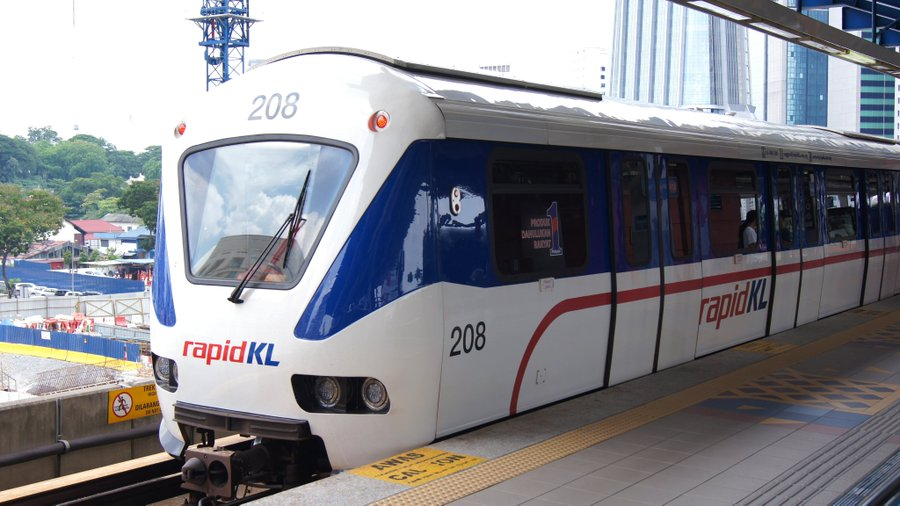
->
228;172;312;304
281;171;311;268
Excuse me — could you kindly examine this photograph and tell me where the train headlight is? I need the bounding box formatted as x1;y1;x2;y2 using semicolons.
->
291;375;389;414
153;354;179;392
313;376;341;408
361;378;389;412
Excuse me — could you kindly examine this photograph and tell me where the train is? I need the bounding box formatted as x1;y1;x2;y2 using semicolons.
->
150;47;900;500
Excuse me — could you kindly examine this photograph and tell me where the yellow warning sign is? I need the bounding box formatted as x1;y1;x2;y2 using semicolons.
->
108;384;160;424
350;447;485;486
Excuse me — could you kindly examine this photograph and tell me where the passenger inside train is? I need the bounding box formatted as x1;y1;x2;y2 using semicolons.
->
739;209;759;250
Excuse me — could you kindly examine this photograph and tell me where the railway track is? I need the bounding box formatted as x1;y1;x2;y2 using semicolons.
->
0;436;274;506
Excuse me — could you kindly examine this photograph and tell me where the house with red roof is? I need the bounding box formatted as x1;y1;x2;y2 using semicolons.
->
69;220;124;252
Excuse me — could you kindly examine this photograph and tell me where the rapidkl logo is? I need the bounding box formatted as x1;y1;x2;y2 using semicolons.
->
183;340;280;367
699;278;768;329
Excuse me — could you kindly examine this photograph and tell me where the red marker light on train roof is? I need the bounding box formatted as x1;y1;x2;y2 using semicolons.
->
369;111;391;132
174;121;187;138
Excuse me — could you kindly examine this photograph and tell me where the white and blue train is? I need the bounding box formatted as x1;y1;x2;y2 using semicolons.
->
151;48;900;499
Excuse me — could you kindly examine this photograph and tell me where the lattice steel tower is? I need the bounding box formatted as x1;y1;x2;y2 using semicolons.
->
191;1;258;90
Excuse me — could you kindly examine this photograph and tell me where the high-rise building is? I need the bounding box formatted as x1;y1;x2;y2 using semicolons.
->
765;7;898;140
611;0;753;115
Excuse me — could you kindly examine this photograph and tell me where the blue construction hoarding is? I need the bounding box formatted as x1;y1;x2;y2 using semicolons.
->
4;260;146;294
0;324;142;363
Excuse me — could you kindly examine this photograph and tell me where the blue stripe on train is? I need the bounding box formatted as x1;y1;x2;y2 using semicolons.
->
152;198;176;327
294;140;611;341
294;141;440;341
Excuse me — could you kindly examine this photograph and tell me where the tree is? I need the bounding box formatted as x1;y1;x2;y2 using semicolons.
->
0;184;66;297
81;189;123;219
58;173;125;217
27;126;61;145
0;135;38;183
138;145;162;180
108;149;143;179
68;133;116;152
41;140;110;180
119;180;160;233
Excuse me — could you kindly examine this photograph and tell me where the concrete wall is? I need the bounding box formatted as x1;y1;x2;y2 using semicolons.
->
0;382;163;490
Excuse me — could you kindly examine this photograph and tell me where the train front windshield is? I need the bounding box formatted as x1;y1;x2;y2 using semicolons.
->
182;140;355;286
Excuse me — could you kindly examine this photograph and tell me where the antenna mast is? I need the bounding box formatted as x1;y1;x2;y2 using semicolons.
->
191;1;258;90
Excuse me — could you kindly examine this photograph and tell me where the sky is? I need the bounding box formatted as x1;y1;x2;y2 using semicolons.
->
0;1;615;154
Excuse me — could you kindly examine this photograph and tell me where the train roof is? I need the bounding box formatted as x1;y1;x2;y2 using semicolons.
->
264;47;900;169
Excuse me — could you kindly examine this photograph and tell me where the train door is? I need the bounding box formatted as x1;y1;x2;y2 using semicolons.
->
796;168;825;325
696;161;770;356
654;158;703;371
434;144;605;433
819;169;865;317
882;172;899;298
606;152;661;386
862;171;884;305
768;166;802;335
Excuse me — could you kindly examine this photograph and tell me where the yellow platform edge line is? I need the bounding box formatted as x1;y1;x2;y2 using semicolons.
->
372;310;900;506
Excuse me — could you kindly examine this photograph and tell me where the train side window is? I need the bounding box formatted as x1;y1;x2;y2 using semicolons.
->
802;169;820;246
775;167;793;249
824;169;858;242
622;158;651;266
667;161;692;259
709;163;759;257
885;174;896;235
867;173;881;237
490;151;588;280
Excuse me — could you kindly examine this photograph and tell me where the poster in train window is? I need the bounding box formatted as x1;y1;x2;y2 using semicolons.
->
490;154;587;279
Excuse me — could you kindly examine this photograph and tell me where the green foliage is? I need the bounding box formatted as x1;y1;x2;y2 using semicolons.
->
68;134;116;151
0;135;38;183
108;150;144;179
27;126;61;144
0;184;66;296
119;180;160;233
2;125;162;221
81;189;124;219
41;140;110;180
58;173;125;217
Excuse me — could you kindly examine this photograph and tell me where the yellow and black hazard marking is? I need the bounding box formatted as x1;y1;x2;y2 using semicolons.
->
737;340;796;355
715;368;899;414
351;448;485;486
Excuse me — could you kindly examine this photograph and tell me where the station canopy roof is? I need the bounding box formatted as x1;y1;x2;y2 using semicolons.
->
669;0;900;77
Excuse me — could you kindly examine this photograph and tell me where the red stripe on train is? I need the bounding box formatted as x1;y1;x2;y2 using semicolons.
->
507;249;872;415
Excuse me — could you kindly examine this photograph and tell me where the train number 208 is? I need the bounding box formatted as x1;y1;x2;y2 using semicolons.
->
449;322;486;357
248;92;300;121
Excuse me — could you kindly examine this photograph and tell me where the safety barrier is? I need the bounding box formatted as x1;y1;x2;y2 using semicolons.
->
0;325;141;363
3;260;146;295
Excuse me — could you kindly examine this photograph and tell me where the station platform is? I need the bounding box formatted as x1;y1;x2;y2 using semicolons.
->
253;296;900;506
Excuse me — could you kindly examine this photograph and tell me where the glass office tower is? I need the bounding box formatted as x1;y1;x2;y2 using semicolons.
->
611;0;753;115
